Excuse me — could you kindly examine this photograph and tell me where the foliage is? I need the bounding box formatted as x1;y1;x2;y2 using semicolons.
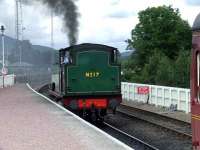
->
141;52;162;84
155;55;174;85
122;5;192;88
173;51;190;87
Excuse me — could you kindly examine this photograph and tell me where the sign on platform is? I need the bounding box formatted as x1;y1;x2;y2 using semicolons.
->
1;67;8;75
137;86;150;94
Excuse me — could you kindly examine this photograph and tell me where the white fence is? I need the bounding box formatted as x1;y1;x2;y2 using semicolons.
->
0;74;15;88
121;82;191;113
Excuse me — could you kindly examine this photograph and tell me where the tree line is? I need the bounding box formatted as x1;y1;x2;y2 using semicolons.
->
122;5;192;88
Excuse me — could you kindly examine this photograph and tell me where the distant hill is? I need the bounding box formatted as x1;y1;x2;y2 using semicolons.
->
120;50;133;60
0;36;134;66
0;35;56;66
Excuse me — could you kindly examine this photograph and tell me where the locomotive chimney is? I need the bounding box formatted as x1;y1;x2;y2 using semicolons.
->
192;13;200;49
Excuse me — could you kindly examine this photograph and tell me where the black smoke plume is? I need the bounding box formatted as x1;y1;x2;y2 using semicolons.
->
23;0;79;45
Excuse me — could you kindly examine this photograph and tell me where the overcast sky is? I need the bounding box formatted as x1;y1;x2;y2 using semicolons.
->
0;0;200;51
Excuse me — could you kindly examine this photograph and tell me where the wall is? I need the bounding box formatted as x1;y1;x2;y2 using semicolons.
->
121;82;191;113
0;74;15;88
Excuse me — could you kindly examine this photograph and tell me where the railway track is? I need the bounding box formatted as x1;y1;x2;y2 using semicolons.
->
117;104;192;139
105;110;192;150
39;88;158;149
38;87;192;149
101;122;159;150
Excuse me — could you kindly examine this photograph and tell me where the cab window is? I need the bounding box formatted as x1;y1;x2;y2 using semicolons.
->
62;51;71;64
111;49;118;63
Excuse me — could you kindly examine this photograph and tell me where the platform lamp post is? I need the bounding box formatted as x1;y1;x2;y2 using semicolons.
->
1;25;5;88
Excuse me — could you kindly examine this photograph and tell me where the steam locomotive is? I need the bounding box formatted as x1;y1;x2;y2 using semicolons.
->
50;43;122;122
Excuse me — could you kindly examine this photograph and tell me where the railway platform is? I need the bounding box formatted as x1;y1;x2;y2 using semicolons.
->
0;84;132;150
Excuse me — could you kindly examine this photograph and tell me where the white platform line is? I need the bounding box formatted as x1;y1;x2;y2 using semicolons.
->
26;83;134;150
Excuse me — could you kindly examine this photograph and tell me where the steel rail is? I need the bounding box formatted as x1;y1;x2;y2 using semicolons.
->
116;108;192;139
120;104;191;125
39;87;159;149
103;122;159;150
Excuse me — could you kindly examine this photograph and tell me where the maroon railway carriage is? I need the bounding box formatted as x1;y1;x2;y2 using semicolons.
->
191;13;200;149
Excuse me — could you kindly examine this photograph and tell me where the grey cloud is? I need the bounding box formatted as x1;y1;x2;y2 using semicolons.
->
105;41;128;51
107;0;136;18
0;1;56;48
186;0;200;5
108;10;136;18
0;3;15;38
22;0;79;46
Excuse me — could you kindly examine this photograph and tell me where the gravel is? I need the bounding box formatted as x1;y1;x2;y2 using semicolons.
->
104;112;192;150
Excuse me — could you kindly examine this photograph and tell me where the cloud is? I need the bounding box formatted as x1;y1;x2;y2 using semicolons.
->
105;41;128;51
0;0;15;37
107;10;136;18
1;0;200;52
186;0;200;5
109;0;120;6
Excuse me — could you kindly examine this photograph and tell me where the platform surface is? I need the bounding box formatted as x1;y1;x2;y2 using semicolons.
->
0;84;131;150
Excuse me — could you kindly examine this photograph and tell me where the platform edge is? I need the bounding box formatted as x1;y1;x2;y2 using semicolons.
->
26;83;134;150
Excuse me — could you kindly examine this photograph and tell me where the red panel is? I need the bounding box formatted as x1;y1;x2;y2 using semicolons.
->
78;99;107;109
137;86;150;94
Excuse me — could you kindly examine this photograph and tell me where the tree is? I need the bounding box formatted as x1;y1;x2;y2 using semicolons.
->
123;5;192;88
127;5;191;67
173;51;190;88
140;52;162;84
155;56;174;86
